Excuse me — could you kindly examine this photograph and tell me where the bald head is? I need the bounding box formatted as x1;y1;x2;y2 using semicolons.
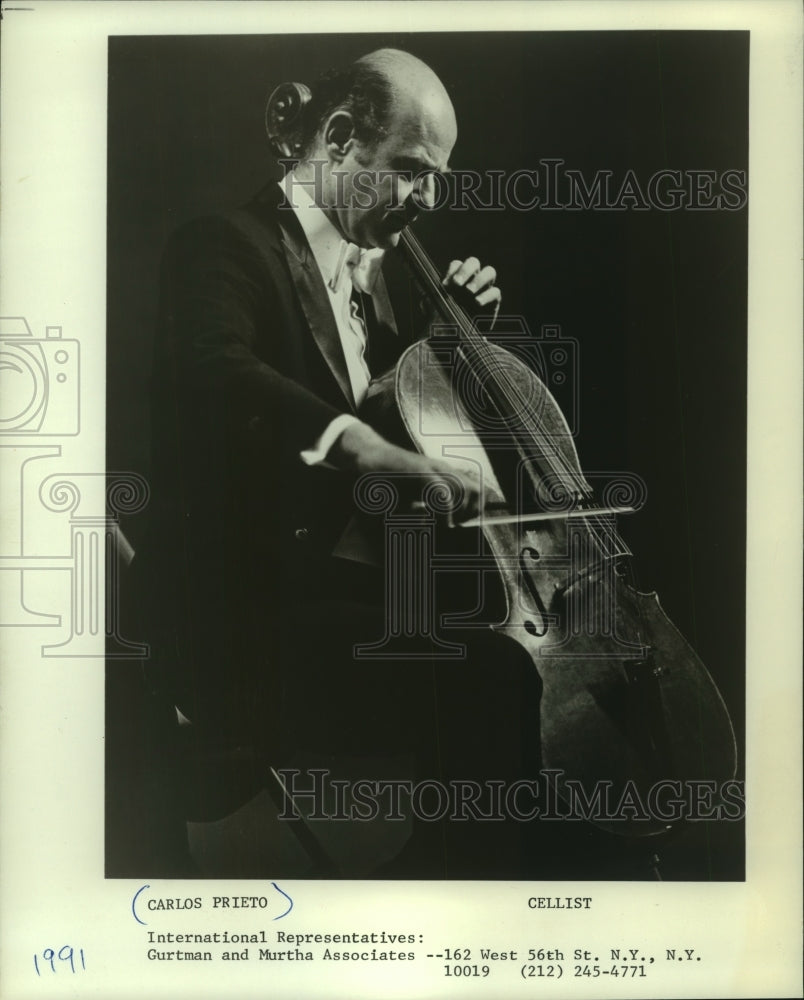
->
357;49;456;131
299;48;456;160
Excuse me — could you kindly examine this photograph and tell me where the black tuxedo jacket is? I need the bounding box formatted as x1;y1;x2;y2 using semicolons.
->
136;183;410;695
131;185;539;811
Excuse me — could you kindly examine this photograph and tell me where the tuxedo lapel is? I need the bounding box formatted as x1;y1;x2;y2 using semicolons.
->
242;183;356;412
245;183;404;409
278;220;357;412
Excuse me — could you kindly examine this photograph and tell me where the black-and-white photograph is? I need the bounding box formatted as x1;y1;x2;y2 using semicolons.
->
106;30;747;882
2;3;802;997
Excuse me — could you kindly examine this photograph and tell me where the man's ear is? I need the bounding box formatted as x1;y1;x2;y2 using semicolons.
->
324;111;356;160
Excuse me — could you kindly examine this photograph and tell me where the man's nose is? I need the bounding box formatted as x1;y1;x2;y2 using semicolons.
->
414;173;437;210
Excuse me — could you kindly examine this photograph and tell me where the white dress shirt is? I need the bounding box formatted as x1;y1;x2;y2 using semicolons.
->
277;174;384;465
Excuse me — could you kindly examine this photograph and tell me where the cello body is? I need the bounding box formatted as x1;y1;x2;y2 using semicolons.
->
390;333;737;837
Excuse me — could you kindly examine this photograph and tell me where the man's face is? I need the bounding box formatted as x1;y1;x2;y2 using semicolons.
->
329;90;457;250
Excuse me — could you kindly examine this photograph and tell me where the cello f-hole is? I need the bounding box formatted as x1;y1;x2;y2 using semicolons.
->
519;545;552;637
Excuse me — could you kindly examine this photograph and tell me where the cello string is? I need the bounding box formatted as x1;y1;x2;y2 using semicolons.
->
399;230;606;510
400;232;579;484
399;230;630;561
401;231;585;487
398;231;626;560
399;234;639;565
398;231;623;562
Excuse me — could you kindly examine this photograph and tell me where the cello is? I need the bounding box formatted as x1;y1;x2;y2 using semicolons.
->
374;227;738;838
265;78;738;842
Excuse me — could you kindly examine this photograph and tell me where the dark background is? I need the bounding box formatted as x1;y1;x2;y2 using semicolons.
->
107;31;747;876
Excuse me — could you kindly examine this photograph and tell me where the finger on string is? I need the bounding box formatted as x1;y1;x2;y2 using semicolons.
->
466;265;497;294
474;287;502;308
442;260;462;285
449;257;481;287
